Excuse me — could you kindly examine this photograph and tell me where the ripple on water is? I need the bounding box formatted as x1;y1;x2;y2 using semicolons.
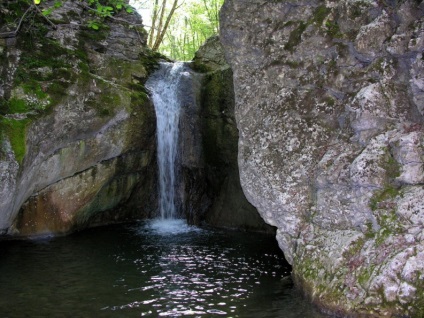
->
0;220;326;318
105;220;298;317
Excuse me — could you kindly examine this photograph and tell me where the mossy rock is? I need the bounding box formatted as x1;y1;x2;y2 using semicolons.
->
0;117;29;164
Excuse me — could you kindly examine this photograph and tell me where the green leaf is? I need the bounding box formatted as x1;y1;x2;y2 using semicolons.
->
54;1;62;8
88;20;100;30
42;8;53;16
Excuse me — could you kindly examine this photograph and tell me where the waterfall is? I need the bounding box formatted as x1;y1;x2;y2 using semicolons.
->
146;62;189;220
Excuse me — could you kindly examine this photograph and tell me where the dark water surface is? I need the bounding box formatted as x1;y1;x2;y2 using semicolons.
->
0;220;325;317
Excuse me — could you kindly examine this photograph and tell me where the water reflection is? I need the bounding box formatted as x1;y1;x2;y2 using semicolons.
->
0;220;326;317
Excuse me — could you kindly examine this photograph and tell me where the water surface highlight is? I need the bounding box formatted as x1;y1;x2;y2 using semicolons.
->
0;222;326;317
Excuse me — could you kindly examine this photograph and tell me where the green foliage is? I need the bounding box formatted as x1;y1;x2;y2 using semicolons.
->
87;20;101;30
149;0;224;61
41;1;62;16
34;0;134;30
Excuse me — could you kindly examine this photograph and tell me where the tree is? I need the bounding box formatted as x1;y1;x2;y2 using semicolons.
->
150;0;180;51
157;0;224;60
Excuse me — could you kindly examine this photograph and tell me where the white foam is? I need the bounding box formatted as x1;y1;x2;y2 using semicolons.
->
146;219;201;235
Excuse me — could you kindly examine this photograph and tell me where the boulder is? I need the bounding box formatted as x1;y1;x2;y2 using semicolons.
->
220;0;424;315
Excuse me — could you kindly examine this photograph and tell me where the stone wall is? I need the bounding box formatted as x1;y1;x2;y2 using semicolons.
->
220;0;424;316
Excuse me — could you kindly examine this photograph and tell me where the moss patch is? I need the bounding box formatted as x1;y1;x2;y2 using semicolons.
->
284;22;307;52
325;20;342;38
369;185;399;211
312;5;330;25
0;117;30;164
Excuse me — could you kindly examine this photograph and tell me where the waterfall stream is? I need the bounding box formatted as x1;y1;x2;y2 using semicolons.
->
146;62;188;220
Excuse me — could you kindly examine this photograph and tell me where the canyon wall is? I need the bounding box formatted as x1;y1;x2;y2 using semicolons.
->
220;0;424;316
0;0;158;236
193;36;275;233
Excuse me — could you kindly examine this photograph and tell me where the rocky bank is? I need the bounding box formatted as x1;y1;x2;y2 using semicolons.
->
220;0;424;316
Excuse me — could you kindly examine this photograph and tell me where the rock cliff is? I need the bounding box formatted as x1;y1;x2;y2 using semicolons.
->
220;0;424;316
192;36;275;232
0;0;158;236
158;36;275;232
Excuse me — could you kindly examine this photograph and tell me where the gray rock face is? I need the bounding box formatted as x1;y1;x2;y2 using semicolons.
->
220;0;424;315
0;0;157;236
192;37;275;233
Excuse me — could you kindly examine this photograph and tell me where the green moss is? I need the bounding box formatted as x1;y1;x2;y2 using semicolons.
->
293;254;345;308
282;21;295;28
8;98;28;113
369;185;399;211
364;221;375;239
138;49;164;75
382;152;401;181
312;5;330;25
15;34;70;85
325;20;342;38
85;88;121;117
284;60;304;68
79;28;110;43
131;91;149;105
284;22;307;52
8;19;81;115
22;81;48;100
324;96;336;107
0;117;29;164
357;265;374;287
343;237;366;259
414;290;424;318
375;227;391;246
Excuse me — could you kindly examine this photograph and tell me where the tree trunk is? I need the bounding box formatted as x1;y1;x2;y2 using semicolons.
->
148;0;160;48
152;0;178;51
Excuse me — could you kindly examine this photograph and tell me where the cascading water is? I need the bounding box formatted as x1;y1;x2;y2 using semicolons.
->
146;62;188;220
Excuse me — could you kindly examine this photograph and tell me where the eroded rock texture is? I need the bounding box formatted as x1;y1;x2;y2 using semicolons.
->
0;0;157;236
192;36;275;232
220;0;424;315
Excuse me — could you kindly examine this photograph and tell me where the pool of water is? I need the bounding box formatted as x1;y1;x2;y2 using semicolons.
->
0;219;326;317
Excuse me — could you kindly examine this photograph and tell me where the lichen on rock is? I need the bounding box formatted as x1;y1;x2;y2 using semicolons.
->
220;0;424;315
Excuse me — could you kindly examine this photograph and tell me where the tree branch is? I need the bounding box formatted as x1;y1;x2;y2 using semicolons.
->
0;5;34;39
33;4;57;30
